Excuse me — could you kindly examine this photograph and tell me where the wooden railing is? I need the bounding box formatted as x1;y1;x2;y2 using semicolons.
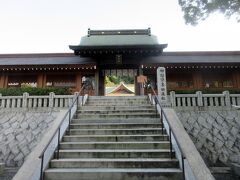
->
169;91;240;107
0;93;74;108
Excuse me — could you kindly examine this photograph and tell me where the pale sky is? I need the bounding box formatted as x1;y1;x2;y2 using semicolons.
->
0;0;240;53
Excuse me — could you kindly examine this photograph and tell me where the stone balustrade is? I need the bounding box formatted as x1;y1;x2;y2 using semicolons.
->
0;93;84;179
170;91;240;107
0;93;74;108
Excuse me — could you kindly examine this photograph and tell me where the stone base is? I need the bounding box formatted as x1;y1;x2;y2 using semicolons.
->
0;163;4;175
231;163;240;177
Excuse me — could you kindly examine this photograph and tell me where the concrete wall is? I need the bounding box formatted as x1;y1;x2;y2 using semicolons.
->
175;107;240;166
0;108;59;167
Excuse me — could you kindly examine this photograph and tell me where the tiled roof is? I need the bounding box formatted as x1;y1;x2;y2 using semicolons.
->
0;54;96;65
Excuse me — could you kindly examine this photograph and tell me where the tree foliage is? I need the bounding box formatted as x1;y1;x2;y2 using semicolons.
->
105;76;115;86
178;0;240;25
105;76;134;86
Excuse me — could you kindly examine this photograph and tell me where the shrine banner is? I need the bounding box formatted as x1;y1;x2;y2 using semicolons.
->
157;67;167;104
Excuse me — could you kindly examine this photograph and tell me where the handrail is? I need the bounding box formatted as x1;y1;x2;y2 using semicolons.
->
38;112;68;159
38;86;85;180
153;93;186;157
147;84;186;180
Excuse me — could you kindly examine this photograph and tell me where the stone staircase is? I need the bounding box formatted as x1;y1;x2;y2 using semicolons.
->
44;96;183;180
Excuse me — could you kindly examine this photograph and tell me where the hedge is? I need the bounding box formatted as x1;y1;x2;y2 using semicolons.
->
0;87;70;96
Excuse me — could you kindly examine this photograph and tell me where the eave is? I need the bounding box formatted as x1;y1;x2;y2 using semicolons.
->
69;44;168;57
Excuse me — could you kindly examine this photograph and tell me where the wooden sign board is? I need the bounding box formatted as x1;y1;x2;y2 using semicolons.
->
137;75;147;83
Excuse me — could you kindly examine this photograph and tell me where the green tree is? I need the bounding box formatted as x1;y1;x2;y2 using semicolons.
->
120;76;134;84
105;76;114;86
105;75;134;85
178;0;240;25
109;76;120;85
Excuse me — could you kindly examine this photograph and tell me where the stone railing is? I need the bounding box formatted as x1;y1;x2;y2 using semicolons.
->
170;91;240;107
13;94;88;180
0;93;74;108
163;108;215;180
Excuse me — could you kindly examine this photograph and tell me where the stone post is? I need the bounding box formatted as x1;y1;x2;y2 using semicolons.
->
74;92;79;107
22;92;29;108
0;163;4;175
170;91;176;107
148;94;152;104
196;91;203;106
0;93;2;108
49;92;55;108
223;90;231;106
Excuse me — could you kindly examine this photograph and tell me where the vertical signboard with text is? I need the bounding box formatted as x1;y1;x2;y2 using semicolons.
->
157;67;167;104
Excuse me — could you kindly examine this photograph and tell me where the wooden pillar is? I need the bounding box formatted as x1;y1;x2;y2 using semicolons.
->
135;67;142;96
75;73;82;91
37;73;46;88
233;71;240;88
95;69;99;96
134;76;139;95
193;72;203;89
0;75;8;88
0;75;4;88
98;69;105;96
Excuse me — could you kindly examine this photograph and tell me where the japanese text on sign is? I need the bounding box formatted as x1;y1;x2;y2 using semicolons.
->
157;67;167;103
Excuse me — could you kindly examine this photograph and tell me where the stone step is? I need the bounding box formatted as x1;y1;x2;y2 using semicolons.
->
85;102;150;106
77;109;156;114
88;96;148;100
71;118;161;124
85;96;151;107
75;113;159;119
57;149;175;159
88;97;149;102
50;158;179;168
63;134;169;142
44;168;183;180
86;97;149;103
59;142;170;149
79;105;155;111
86;99;149;102
68;128;166;135
69;123;162;129
43;96;181;180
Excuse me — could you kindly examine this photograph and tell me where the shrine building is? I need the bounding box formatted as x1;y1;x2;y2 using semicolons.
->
0;28;240;95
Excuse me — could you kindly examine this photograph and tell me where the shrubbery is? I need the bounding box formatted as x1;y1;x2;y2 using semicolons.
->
0;87;70;96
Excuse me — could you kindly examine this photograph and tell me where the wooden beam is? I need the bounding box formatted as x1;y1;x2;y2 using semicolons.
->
37;73;43;88
193;72;202;89
233;71;240;88
0;75;7;88
75;73;82;91
0;75;5;88
37;73;47;88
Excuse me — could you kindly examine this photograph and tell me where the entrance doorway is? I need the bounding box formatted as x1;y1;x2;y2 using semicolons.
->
103;69;137;96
